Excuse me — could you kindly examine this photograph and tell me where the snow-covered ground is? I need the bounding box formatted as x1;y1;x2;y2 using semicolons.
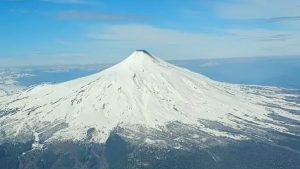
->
0;50;299;146
0;71;33;96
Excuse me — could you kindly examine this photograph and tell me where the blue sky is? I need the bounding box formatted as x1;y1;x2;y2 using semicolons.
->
1;0;300;66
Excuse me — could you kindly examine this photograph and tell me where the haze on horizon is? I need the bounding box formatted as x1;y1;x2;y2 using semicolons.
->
1;0;300;66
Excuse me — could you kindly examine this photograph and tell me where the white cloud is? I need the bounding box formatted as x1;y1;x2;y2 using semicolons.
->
215;0;300;20
87;24;300;59
56;10;147;21
0;52;93;67
43;0;91;4
2;24;300;66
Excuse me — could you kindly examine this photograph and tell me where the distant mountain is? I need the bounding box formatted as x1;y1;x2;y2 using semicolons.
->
0;51;300;169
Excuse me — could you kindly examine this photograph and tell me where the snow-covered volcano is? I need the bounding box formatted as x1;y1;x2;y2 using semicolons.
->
0;50;299;145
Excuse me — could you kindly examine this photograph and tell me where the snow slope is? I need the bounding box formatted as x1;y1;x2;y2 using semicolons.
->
0;50;299;144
